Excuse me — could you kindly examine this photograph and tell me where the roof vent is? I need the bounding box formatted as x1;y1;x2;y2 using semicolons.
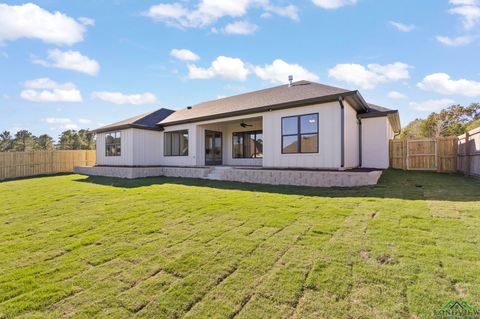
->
187;106;192;110
288;75;293;87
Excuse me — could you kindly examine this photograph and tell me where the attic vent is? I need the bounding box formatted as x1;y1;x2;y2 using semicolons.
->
187;106;192;110
288;75;293;87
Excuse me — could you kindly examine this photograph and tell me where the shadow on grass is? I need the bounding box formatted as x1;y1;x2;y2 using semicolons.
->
73;169;480;202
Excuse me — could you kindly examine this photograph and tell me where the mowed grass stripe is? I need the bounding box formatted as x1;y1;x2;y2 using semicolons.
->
0;170;479;318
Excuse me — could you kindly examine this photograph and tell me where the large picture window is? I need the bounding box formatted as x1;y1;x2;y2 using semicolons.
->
164;130;189;156
281;113;318;154
232;130;263;158
105;131;121;157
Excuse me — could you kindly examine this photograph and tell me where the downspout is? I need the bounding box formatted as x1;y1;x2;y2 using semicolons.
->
338;97;345;169
358;118;362;167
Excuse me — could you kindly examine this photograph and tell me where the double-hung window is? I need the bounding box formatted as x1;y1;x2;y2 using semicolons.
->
105;131;121;156
232;130;263;158
164;130;189;156
281;113;318;154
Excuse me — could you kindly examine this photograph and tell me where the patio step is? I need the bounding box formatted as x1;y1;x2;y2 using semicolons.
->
205;166;233;180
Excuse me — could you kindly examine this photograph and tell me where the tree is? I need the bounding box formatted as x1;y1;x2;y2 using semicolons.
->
400;119;426;139
34;134;54;150
421;103;479;137
0;131;13;152
78;129;95;150
14;130;34;152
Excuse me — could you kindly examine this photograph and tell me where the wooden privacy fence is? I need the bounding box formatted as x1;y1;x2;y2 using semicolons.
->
0;150;96;181
389;137;458;172
458;126;480;178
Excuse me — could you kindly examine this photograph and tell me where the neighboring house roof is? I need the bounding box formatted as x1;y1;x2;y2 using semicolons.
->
93;108;175;134
159;80;369;126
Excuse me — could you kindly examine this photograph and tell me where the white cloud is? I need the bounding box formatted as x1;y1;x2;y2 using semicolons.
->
78;118;91;124
389;21;415;32
33;49;100;76
450;0;478;5
312;0;357;9
0;3;86;45
223;20;258;35
409;99;456;112
254;59;319;84
417;73;480;97
78;17;95;26
21;78;82;102
188;56;250;81
263;4;299;21
170;49;200;61
328;62;411;89
436;35;475;46
91;91;158;105
45;117;72;124
44;117;80;130
449;4;480;29
145;1;299;29
387;91;407;99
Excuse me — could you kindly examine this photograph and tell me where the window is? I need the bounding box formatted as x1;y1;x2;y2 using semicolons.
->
282;113;318;154
105;131;121;157
164;130;189;156
232;130;263;158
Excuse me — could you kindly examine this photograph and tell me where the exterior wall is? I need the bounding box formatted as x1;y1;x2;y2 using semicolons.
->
96;129;134;166
262;102;342;169
161;124;198;166
344;101;360;168
132;130;163;166
361;116;391;169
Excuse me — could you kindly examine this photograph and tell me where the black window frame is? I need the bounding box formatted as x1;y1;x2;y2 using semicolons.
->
105;131;121;157
232;130;263;159
164;130;189;157
281;113;319;154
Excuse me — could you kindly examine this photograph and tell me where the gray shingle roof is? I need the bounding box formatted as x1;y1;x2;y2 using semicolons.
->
93;108;175;133
159;81;353;125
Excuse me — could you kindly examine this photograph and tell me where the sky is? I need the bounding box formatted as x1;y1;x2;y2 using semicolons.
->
1;0;480;140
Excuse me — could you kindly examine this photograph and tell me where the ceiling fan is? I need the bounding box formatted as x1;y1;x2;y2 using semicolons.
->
240;122;253;128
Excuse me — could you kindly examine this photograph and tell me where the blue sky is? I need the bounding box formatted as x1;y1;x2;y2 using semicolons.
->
1;0;480;140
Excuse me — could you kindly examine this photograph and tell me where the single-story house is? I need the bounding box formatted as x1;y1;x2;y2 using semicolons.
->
77;80;400;187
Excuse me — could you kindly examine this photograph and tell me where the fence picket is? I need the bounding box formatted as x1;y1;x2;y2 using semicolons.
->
0;150;96;181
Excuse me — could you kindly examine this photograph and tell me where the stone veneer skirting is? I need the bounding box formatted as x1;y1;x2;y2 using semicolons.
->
74;166;383;188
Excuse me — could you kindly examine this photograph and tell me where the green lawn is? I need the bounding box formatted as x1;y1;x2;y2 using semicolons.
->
0;170;479;319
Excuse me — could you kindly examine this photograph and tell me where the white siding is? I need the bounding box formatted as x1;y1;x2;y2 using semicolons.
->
361;116;390;169
162;124;198;166
132;130;163;166
263;102;342;169
344;101;360;168
96;129;134;166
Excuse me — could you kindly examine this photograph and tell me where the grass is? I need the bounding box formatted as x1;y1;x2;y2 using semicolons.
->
0;170;479;319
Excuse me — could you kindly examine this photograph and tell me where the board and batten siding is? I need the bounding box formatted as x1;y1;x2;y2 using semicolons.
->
361;116;394;169
262;102;342;169
132;129;163;166
344;100;360;168
161;124;198;167
96;129;134;166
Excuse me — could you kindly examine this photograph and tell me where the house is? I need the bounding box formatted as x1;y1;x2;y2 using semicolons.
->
77;80;400;187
